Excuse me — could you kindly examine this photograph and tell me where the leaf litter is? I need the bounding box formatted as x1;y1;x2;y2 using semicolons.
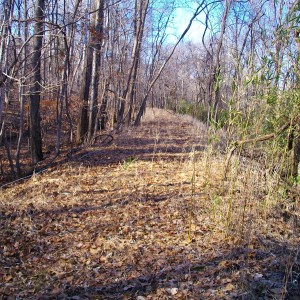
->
0;109;299;299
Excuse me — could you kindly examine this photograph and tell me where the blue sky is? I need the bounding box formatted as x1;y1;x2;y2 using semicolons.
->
167;5;206;43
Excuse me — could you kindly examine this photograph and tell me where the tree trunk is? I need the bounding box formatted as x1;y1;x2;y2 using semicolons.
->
99;79;110;130
209;0;232;123
56;37;69;155
0;0;12;140
76;0;105;144
118;0;149;126
29;0;44;164
75;42;93;144
88;0;105;141
292;28;300;181
15;0;29;177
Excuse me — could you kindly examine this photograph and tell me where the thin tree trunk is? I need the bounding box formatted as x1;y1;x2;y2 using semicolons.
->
125;0;148;125
15;82;25;176
118;0;149;126
75;1;93;144
210;0;232;123
292;28;300;181
15;0;28;177
98;79;110;130
0;0;12;140
56;43;69;155
75;44;93;144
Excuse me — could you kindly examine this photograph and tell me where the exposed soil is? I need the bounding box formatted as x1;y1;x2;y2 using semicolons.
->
0;109;299;299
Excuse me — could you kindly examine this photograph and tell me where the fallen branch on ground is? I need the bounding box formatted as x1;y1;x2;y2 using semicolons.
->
223;119;298;180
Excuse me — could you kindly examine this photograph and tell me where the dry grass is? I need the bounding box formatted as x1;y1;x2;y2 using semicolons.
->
0;108;299;299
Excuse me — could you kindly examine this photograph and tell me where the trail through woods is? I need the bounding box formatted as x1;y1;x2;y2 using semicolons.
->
0;109;299;299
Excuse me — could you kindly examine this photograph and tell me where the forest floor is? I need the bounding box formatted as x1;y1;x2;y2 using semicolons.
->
0;108;299;299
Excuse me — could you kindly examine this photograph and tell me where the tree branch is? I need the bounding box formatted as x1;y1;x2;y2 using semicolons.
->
223;119;299;179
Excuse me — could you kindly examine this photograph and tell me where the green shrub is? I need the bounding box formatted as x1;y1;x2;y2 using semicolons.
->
176;99;208;123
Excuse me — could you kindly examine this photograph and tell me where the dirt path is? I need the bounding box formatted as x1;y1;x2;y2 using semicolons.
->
1;109;299;299
69;108;207;166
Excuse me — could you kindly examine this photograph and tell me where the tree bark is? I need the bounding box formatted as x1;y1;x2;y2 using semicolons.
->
76;0;105;144
29;0;44;164
292;28;300;181
88;0;105;141
75;38;93;144
0;0;12;140
15;0;29;177
118;0;149;126
210;0;232;123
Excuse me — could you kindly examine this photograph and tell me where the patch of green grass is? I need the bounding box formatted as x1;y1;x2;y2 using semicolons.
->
122;156;137;169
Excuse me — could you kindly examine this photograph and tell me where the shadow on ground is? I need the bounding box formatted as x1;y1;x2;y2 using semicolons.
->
1;189;299;299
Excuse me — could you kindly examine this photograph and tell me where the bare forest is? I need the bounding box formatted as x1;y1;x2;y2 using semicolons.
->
0;0;300;298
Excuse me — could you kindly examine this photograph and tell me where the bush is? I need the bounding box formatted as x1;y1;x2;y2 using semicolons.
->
176;99;208;123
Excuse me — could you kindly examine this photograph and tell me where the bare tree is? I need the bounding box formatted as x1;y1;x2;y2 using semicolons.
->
292;27;300;180
207;0;232;122
15;0;29;176
117;0;149;126
135;0;210;125
75;1;93;145
29;0;45;164
76;0;106;144
88;0;105;141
